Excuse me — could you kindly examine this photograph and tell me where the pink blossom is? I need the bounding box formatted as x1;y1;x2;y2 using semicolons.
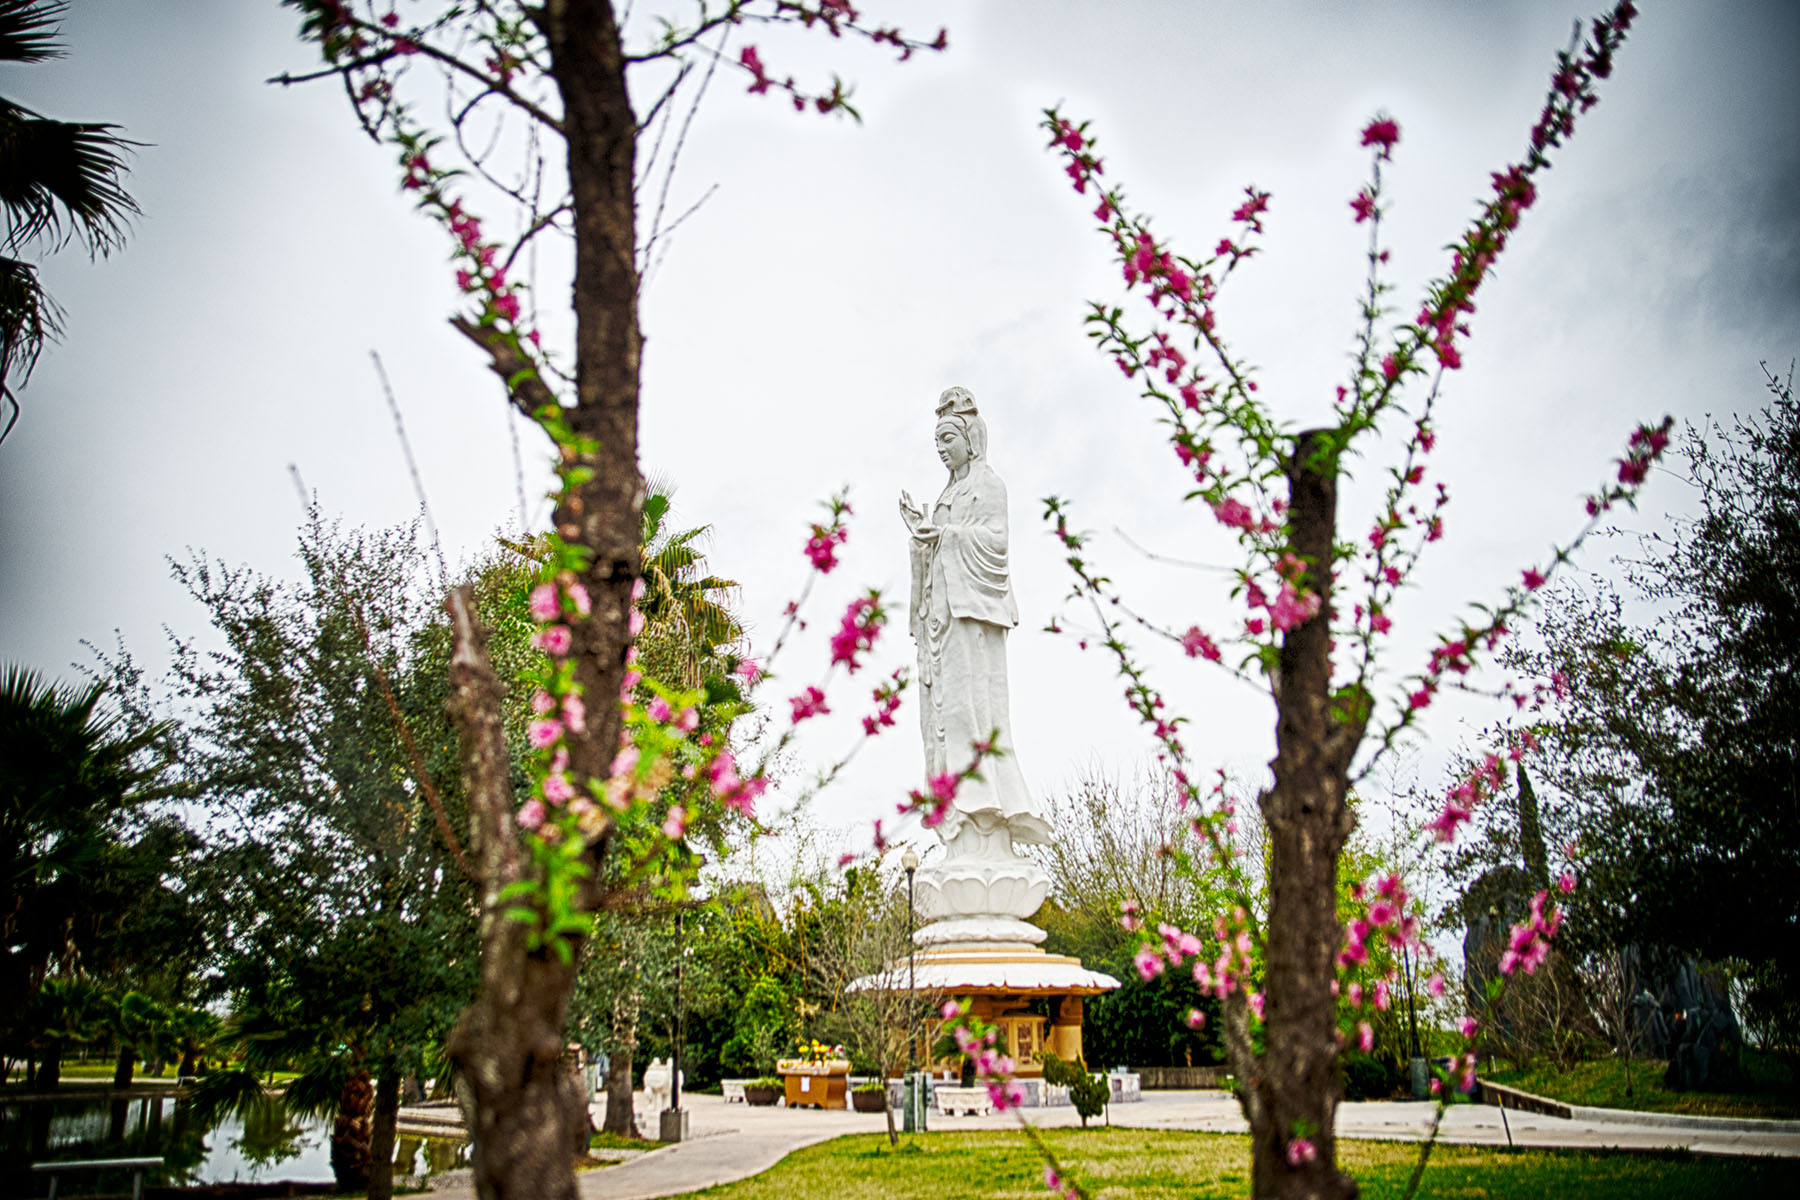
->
829;594;882;672
516;799;546;830
661;805;687;840
1185;1008;1207;1030
1458;1015;1479;1040
542;772;575;804
1268;581;1321;632
628;608;646;637
1286;1137;1318;1167
611;745;640;779
805;525;847;573
532;625;572;656
647;696;674;724
1358;1021;1374;1052
1522;568;1546;591
1427;973;1446;998
735;658;763;685
527;719;562;749
1212;497;1256;530
1134;947;1166;981
1374;981;1391;1011
1557;869;1577;894
740;45;771;93
531;689;556;715
564;579;591;615
1360;117;1401;156
790;686;829;722
561;692;587;734
1180;625;1222;661
941;1000;960;1019
677;706;699;733
1350;189;1376;223
721;776;766;818
1248;992;1265;1020
1119;899;1142;932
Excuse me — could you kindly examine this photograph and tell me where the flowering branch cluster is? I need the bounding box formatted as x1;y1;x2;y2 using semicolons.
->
1022;6;1645;1195
730;1;948;118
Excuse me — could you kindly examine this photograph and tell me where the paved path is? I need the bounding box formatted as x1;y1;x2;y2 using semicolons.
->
413;1089;1800;1199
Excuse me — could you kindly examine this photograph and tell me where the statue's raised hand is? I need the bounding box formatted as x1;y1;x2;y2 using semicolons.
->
899;490;933;537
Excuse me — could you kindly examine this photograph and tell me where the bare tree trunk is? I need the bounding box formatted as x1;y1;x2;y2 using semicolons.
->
601;979;641;1138
442;2;645;1195
1252;431;1362;1200
111;1045;135;1089
446;589;591;1200
37;1039;60;1090
368;1071;402;1200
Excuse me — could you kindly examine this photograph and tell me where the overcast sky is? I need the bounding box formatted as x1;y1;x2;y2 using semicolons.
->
3;1;1796;860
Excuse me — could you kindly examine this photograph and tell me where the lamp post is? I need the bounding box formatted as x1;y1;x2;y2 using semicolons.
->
660;908;690;1143
902;845;920;1133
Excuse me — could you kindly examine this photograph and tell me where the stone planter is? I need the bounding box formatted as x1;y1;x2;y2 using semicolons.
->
743;1085;781;1106
851;1088;887;1113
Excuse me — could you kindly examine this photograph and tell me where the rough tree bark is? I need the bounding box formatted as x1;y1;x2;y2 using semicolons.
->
368;1071;402;1200
330;1069;374;1192
1253;431;1364;1200
446;587;591;1199
600;967;641;1138
443;1;644;1195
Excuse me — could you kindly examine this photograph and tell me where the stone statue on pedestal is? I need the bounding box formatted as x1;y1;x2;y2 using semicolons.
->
899;387;1051;944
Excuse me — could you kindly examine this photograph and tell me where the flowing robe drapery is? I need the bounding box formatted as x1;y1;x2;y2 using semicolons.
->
909;462;1051;846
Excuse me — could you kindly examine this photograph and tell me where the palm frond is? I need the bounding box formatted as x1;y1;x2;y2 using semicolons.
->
0;251;61;379
0;101;139;255
280;1060;353;1119
0;2;64;64
182;1065;270;1126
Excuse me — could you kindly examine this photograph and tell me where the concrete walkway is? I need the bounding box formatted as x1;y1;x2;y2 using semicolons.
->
414;1088;1800;1199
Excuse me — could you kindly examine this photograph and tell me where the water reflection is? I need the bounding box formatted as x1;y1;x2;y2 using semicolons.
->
0;1093;472;1192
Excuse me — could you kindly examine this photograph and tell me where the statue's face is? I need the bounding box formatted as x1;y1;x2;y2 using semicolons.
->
935;423;971;471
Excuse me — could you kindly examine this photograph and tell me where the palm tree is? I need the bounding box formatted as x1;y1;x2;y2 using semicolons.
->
0;664;172;1047
0;0;138;444
637;489;744;687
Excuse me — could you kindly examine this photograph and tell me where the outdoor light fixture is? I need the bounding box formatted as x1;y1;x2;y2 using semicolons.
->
902;844;920;1132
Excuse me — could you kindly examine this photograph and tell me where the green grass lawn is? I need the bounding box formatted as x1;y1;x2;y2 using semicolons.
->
1485;1055;1800;1121
678;1129;1800;1200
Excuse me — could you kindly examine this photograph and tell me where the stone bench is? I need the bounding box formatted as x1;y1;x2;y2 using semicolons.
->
33;1156;162;1200
933;1085;994;1117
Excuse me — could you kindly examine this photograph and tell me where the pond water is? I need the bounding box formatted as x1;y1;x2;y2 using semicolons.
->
0;1094;470;1195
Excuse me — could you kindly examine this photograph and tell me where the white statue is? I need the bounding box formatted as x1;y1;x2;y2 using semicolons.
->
900;387;1051;943
641;1057;682;1113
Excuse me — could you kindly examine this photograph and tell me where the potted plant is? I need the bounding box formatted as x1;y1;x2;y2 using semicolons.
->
851;1079;887;1113
743;1076;784;1106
